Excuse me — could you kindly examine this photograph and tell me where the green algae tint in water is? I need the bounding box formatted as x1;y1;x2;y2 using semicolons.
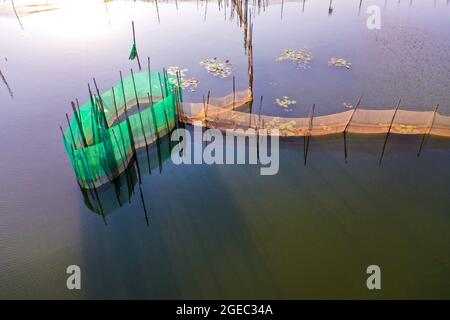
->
0;0;449;299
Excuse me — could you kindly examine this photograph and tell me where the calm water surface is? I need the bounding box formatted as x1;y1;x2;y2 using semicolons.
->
0;0;449;299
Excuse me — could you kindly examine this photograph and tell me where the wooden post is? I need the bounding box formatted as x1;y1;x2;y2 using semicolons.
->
171;87;180;132
131;68;152;175
60;126;82;189
65;113;77;147
164;109;172;151
417;104;439;157
379;99;401;166
71;101;87;147
76;136;105;222
87;84;97;145
343;95;363;163
304;104;315;166
232;75;236;110
149;93;163;173
131;21;142;70
257;95;263;128
256;95;263;161
93;78;109;129
147;57;154;105
111;128;133;204
0;68;14;97
11;0;23;30
155;0;161;24
75;98;83;137
162;67;169;98
176;70;182;101
111;86;134;200
158;72;165;100
120;71;143;184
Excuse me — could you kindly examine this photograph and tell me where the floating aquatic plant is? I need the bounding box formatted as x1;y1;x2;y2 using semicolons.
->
279;120;298;134
343;102;354;109
395;124;417;134
266;119;302;136
329;58;352;69
275;96;297;111
200;58;232;78
276;48;312;69
166;66;199;91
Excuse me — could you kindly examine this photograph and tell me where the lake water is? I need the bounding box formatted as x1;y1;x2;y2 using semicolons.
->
0;0;449;299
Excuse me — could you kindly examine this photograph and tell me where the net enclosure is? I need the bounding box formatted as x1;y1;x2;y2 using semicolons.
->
62;71;181;189
63;73;450;189
182;94;450;138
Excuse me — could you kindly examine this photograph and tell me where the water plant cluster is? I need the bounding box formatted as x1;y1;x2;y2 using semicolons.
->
276;48;313;69
328;57;352;69
167;66;199;91
200;58;233;78
275;96;297;111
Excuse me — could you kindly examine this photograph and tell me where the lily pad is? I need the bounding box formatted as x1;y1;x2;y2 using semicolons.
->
343;102;354;109
276;48;312;69
167;66;199;92
395;124;417;133
200;58;232;78
329;58;352;69
275;96;297;111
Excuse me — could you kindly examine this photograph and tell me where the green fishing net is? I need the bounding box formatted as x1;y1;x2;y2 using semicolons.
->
62;71;181;189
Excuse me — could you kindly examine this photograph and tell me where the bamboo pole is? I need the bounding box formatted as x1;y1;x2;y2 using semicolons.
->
304;104;315;166
257;95;263;128
11;0;24;30
379;99;401;166
76;136;105;223
343;95;363;163
67;139;101;209
60;126;81;188
131;68;152;175
155;0;161;24
158;72;166;100
171;87;180;132
75;98;88;142
131;21;142;70
90;154;107;225
87;84;97;144
256;95;263;161
148;93;163;173
417;104;439;157
164;109;172;151
176;70;183;102
65;113;77;147
111;128;132;204
0;68;14;97
162;67;169;98
68;138;105;207
232;75;236;110
111;86;134;201
175;86;185;129
120;71;143;184
71;101;87;147
147;57;154;105
93;78;109;129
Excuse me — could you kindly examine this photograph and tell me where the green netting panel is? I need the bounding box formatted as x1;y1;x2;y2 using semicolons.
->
63;71;181;188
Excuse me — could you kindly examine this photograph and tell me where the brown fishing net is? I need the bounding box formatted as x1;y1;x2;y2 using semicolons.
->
180;91;450;138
